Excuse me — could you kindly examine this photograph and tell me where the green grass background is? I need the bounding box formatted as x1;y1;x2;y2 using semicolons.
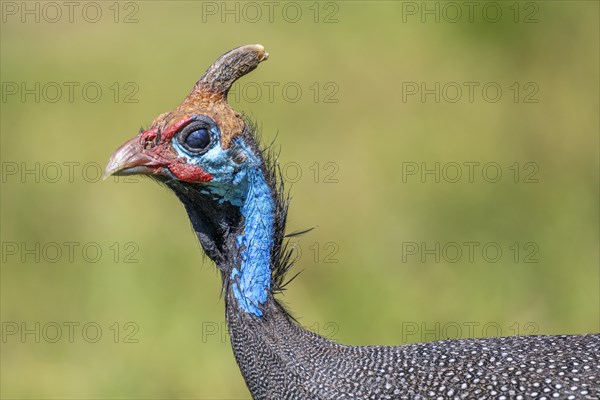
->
1;1;598;399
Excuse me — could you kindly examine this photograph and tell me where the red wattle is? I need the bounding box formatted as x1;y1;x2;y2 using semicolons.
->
169;162;213;183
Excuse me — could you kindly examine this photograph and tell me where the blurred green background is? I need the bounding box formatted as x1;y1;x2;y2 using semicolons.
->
1;1;598;399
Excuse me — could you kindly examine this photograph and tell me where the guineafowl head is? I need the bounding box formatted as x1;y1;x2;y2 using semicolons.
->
105;44;267;181
104;45;283;302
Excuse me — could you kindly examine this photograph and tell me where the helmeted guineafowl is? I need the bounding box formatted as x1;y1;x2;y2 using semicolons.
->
105;44;600;400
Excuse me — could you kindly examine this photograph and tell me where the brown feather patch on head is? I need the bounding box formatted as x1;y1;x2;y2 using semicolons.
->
151;44;269;148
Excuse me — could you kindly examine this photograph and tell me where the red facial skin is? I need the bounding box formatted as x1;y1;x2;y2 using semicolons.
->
167;162;213;182
138;117;213;183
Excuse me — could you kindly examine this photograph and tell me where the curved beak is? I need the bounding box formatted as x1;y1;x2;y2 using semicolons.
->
103;136;162;180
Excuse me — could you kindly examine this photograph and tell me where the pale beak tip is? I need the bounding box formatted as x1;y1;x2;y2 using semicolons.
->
102;158;123;181
102;167;114;181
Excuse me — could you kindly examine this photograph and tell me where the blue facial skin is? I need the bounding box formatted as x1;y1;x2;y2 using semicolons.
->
172;120;274;317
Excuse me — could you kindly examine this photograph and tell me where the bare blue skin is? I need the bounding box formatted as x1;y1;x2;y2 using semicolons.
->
172;122;274;316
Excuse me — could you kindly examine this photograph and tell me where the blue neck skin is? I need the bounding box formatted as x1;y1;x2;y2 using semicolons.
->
228;168;274;316
195;143;274;317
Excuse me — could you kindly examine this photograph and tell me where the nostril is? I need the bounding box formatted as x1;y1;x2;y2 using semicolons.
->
141;130;158;150
144;137;155;150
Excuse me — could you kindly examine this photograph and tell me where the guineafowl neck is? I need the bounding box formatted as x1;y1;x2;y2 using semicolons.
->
173;162;346;396
168;166;276;315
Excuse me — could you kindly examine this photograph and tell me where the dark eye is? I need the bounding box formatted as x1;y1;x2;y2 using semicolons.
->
178;115;217;154
185;128;211;150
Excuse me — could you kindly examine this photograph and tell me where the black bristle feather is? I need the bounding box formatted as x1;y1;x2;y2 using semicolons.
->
240;118;306;295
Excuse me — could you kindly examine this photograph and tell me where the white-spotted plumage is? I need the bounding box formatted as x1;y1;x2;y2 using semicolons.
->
228;300;599;399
